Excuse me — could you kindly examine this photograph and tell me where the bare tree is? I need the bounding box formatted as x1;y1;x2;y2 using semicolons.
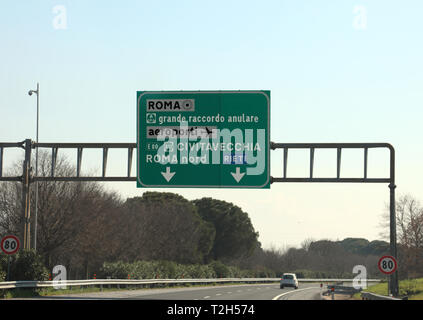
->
301;238;315;251
0;180;22;236
0;151;125;278
380;194;423;278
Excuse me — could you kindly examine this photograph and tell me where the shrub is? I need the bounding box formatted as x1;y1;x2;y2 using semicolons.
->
0;250;49;281
99;259;258;280
132;261;161;279
100;261;131;279
156;260;178;278
210;260;230;278
0;265;6;281
254;266;275;278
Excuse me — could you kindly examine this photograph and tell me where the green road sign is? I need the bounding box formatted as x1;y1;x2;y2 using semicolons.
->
137;91;270;188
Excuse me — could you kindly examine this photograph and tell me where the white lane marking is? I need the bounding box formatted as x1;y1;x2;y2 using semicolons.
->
216;293;222;296
203;296;210;299
237;290;242;292
227;292;232;294
272;287;317;300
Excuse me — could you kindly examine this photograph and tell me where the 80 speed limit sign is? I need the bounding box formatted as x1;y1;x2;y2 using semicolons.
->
1;235;20;255
378;255;397;275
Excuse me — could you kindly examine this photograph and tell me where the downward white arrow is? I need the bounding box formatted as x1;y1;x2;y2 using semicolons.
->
161;167;176;182
231;167;245;183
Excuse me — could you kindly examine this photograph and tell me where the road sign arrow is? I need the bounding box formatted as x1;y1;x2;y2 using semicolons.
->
161;167;176;182
231;167;245;183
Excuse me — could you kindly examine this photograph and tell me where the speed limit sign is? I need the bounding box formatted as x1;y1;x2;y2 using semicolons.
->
1;235;20;255
378;255;397;275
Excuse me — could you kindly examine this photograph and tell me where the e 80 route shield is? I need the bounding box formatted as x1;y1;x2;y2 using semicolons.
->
137;91;270;189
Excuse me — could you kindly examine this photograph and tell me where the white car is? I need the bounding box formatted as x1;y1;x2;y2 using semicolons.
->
280;273;299;289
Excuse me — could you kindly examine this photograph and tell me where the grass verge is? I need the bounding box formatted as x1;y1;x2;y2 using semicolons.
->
353;278;423;300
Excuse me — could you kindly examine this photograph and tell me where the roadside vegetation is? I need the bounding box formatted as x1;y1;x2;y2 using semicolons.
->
354;278;423;300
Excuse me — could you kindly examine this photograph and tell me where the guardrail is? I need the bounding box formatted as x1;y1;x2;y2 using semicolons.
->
0;278;278;291
0;278;381;291
327;284;362;295
298;279;381;283
361;292;403;300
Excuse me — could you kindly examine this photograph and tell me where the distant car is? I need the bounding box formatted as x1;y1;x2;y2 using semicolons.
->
280;273;298;289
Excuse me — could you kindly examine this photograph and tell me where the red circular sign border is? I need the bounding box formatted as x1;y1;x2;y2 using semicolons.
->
1;235;20;255
378;255;397;275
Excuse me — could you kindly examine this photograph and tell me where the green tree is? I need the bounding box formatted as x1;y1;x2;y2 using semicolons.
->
339;238;370;255
192;198;259;262
123;192;215;264
367;240;390;256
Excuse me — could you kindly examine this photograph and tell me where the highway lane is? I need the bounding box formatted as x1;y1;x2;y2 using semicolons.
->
38;283;322;300
272;286;322;300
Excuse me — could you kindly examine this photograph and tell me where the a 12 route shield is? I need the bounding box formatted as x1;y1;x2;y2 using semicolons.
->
137;91;270;188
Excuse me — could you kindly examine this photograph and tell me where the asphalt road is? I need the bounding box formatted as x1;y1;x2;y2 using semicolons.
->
38;283;322;300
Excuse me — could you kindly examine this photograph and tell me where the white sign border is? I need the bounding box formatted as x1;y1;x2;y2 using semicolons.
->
137;90;271;188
